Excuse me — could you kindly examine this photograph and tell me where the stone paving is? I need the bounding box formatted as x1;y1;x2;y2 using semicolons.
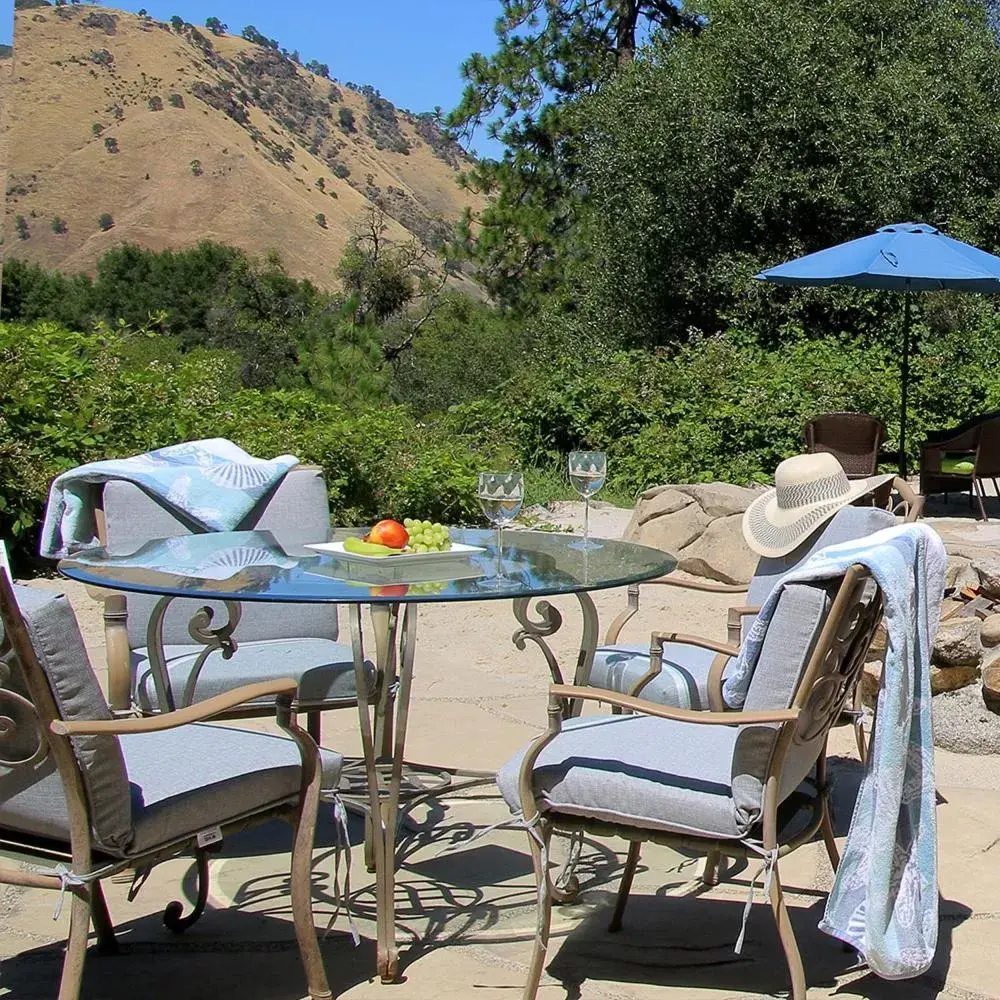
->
4;501;1000;999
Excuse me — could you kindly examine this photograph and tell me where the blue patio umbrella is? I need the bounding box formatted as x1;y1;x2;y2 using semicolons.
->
756;222;1000;476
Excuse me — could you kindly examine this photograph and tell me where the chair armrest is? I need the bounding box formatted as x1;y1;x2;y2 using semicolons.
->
549;684;798;727
50;678;298;736
603;577;749;644
726;605;760;645
649;631;739;658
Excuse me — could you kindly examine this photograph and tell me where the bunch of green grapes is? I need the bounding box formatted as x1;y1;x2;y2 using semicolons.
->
403;519;452;552
407;580;448;596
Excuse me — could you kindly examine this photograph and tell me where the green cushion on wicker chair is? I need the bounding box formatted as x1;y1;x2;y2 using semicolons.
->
941;455;976;475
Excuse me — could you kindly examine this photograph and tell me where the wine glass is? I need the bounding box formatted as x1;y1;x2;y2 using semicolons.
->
477;472;524;583
568;450;607;550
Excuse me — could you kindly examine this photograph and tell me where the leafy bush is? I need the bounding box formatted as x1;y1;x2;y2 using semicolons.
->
98;213;114;231
0;322;487;569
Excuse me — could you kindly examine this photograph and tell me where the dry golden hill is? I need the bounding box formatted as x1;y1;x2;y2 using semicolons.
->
3;5;483;289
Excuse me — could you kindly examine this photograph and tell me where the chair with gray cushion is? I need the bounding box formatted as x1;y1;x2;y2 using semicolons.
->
499;564;883;1000
93;465;374;743
0;568;339;1000
593;497;915;758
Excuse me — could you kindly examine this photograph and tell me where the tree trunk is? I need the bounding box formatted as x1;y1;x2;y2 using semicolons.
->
615;1;641;66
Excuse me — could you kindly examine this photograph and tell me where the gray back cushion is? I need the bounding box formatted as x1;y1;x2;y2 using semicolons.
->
102;467;339;647
730;579;837;832
746;505;894;608
0;585;134;854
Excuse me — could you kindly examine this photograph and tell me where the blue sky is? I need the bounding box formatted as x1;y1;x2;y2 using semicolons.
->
12;1;505;157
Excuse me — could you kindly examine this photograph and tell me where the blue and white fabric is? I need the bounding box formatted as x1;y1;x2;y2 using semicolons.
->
40;439;299;558
724;522;945;980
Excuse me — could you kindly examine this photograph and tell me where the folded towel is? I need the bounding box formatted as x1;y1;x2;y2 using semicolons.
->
725;522;945;979
40;439;299;559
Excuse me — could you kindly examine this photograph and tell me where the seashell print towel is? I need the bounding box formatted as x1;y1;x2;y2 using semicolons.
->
40;438;299;558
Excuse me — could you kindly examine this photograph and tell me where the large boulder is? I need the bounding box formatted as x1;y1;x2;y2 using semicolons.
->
625;481;759;584
946;555;979;593
677;513;758;585
931;664;981;695
674;483;762;519
628;500;711;554
933;617;982;669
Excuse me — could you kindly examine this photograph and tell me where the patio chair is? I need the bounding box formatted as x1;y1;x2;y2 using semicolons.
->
91;465;374;743
919;409;1000;521
499;563;883;1000
590;480;919;759
804;411;886;478
0;567;339;1000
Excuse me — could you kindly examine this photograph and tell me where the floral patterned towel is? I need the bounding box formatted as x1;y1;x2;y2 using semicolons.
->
724;522;946;979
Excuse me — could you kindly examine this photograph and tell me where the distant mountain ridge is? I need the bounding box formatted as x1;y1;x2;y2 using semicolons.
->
2;4;482;290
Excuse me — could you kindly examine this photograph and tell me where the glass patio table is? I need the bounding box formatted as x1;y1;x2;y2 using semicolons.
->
59;527;676;982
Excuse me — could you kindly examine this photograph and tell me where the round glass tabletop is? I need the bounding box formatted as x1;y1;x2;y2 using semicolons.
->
58;528;676;604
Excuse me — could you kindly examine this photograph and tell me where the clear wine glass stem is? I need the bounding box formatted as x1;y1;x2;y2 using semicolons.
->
584;496;590;545
496;523;504;579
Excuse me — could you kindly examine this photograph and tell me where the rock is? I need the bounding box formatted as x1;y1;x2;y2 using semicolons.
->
635;488;694;527
629;500;711;554
933;683;1000;753
982;614;1000;648
860;660;882;707
674;482;761;519
931;663;981;694
984;662;1000;713
973;557;1000;599
933;618;982;668
867;623;887;662
638;484;675;501
677;513;757;585
946;555;979;593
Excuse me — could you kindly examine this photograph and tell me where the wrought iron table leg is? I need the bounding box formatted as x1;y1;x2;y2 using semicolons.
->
512;591;599;717
348;602;418;983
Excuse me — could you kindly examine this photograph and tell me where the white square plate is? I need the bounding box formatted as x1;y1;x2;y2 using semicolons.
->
305;540;485;564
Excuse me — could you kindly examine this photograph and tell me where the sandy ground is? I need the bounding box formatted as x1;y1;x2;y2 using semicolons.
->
4;501;1000;999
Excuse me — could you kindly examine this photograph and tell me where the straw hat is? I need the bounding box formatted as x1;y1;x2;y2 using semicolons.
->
742;453;894;558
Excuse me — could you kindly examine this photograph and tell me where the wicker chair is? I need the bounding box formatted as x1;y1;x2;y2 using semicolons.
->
919;410;1000;521
501;565;883;1000
804;412;886;478
0;564;338;1000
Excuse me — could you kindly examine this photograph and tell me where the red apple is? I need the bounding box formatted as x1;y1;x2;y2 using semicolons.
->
365;519;409;550
373;584;410;598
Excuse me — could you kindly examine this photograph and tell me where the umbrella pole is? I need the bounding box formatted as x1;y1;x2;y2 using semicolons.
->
899;288;911;479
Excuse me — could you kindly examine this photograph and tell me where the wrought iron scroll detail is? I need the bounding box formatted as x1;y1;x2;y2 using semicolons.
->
794;586;882;747
512;598;566;687
0;637;48;768
180;602;243;709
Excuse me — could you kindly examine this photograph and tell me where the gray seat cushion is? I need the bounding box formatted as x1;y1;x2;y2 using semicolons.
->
0;585;134;853
132;638;377;712
497;714;743;838
502;581;836;838
589;641;733;708
122;723;343;856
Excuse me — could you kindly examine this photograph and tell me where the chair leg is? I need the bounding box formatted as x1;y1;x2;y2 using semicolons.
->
768;868;807;1000
523;821;554;1000
975;479;989;522
701;848;722;887
90;881;118;955
306;711;322;746
820;802;840;874
290;774;332;998
57;889;91;1000
163;850;210;933
608;841;640;933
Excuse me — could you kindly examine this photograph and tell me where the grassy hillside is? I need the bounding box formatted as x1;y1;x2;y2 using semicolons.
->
2;5;482;289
